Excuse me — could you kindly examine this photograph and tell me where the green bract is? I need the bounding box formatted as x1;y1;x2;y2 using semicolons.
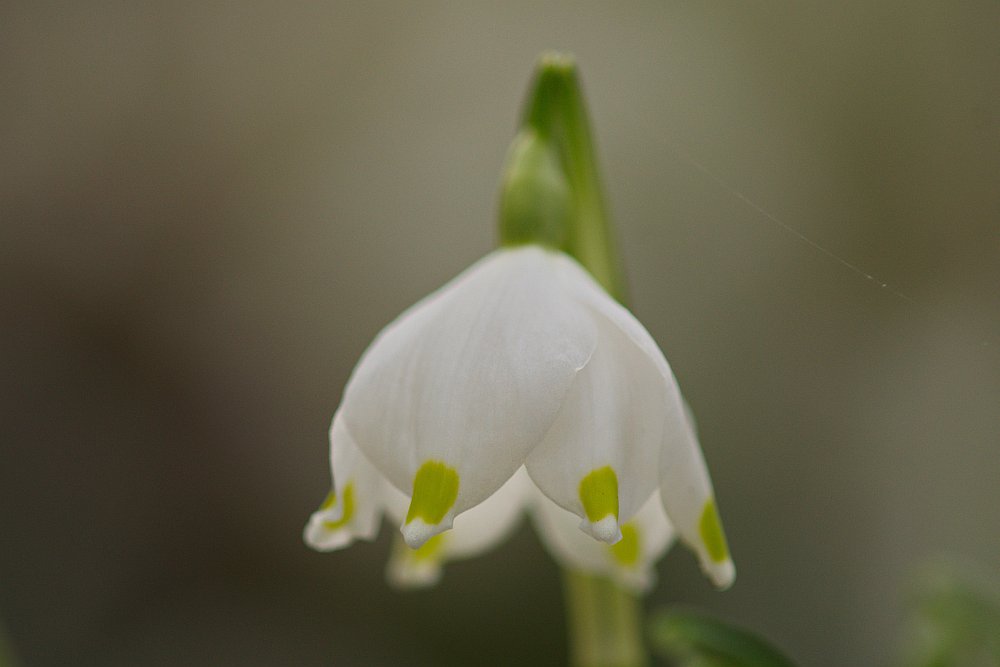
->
499;129;570;249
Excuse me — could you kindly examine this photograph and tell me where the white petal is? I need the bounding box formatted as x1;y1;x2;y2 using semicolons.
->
552;253;735;589
526;256;670;543
386;468;533;589
340;247;597;547
659;411;735;589
303;412;392;551
532;489;675;592
552;253;677;387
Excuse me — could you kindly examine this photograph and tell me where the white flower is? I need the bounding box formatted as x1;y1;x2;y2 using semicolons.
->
304;245;734;590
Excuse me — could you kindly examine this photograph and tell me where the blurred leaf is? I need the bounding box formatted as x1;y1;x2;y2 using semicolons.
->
648;610;797;667
899;559;1000;667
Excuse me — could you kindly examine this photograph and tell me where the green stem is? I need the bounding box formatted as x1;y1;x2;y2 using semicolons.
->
563;570;649;667
517;53;645;667
521;52;627;302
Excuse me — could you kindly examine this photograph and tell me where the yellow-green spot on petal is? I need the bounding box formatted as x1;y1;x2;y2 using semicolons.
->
410;534;446;562
609;523;641;567
322;483;355;530
319;489;337;511
699;498;729;563
579;466;619;523
405;461;460;526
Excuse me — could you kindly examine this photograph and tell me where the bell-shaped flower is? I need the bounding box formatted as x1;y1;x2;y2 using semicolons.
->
304;244;734;590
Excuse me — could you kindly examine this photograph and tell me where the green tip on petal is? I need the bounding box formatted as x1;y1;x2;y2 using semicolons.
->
321;482;355;530
579;466;619;522
319;489;337;511
402;461;460;548
610;523;642;567
698;497;736;589
579;466;621;543
386;535;446;589
405;461;460;525
698;498;729;564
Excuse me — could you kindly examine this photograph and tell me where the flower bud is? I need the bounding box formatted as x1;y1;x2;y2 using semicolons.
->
498;130;571;249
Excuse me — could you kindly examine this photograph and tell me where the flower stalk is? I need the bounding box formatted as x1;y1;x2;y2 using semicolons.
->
564;570;649;667
506;53;646;667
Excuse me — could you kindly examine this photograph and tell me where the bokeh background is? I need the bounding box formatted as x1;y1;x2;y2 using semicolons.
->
2;2;998;665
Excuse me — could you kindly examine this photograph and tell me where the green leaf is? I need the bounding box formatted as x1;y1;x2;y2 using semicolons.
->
898;559;1000;667
648;610;797;667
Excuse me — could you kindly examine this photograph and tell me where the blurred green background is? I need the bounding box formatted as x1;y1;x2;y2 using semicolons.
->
2;2;998;665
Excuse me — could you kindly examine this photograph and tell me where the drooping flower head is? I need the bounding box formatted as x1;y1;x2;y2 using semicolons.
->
304;54;734;593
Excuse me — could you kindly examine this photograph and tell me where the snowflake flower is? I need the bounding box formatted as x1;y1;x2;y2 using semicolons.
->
304;245;734;590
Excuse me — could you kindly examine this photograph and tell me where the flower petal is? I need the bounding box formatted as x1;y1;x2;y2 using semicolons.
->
386;468;533;588
552;252;735;589
303;412;393;550
341;247;597;547
532;490;675;592
526;264;666;543
659;411;735;589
